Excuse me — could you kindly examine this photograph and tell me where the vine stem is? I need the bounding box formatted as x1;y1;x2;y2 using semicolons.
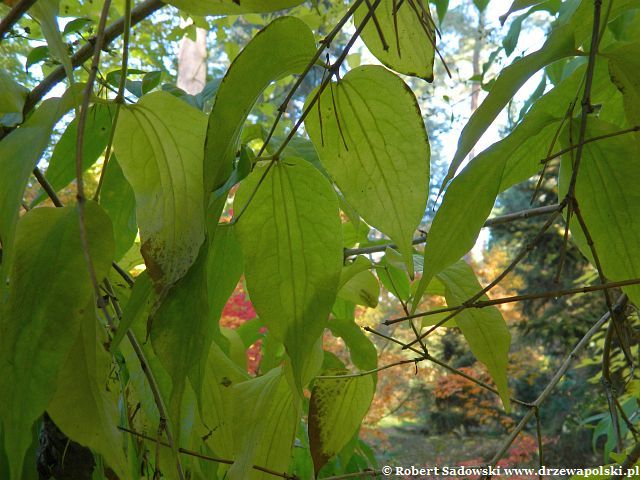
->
0;0;38;41
93;0;133;201
384;277;640;325
482;295;628;478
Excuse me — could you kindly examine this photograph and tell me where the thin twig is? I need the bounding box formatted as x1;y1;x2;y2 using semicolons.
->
384;277;640;325
483;295;628;476
316;357;426;379
405;204;565;349
0;0;38;41
343;204;559;258
118;426;298;479
23;0;164;116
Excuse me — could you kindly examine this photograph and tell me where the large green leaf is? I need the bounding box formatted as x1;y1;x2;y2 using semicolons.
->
354;0;435;81
47;308;127;479
605;42;640;127
166;0;305;17
150;240;210;430
308;373;375;474
0;203;114;478
305;65;430;275
0;87;80;283
200;342;250;461
559;119;640;306
99;157;137;261
441;23;576;188
328;317;378;372
436;261;511;410
204;16;316;195
225;368;301;480
0;70;28;119
114;91;207;294
234;158;342;385
37;103;114;201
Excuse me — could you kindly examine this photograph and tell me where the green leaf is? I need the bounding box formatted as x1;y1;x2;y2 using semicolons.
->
305;65;430;276
430;0;449;24
0;70;28;118
114;91;207;294
25;45;50;73
47;308;127;479
206;224;244;352
150;240;212;432
99;157;137;261
441;23;576;190
31;0;75;87
0;87;81;282
204;16;316;194
165;0;306;16
499;0;544;23
234;158;342;386
436;261;511;410
309;373;375;474
142;70;163;95
0;203;114;478
559;119;640;306
62;17;92;36
36;103;114;202
605;41;640;127
354;0;435;81
412;63;619;309
338;257;380;308
110;271;152;351
225;367;301;480
328;318;378;372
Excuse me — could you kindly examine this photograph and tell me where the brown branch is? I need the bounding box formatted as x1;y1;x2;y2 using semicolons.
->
0;0;38;41
483;295;628;476
385;277;640;325
539;125;640;166
344;204;559;259
118;426;297;479
612;440;640;480
23;0;164;116
363;326;533;408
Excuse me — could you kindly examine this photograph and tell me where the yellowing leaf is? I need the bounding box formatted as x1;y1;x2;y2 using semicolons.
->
204;16;316;195
234;158;342;386
355;0;435;81
114;91;207;294
309;373;375;474
305;65;430;276
436;261;511;410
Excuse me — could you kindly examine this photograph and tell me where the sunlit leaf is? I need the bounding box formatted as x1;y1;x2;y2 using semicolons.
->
437;261;511;410
305;65;430;276
234;158;342;386
355;0;435;81
204;16;316;195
